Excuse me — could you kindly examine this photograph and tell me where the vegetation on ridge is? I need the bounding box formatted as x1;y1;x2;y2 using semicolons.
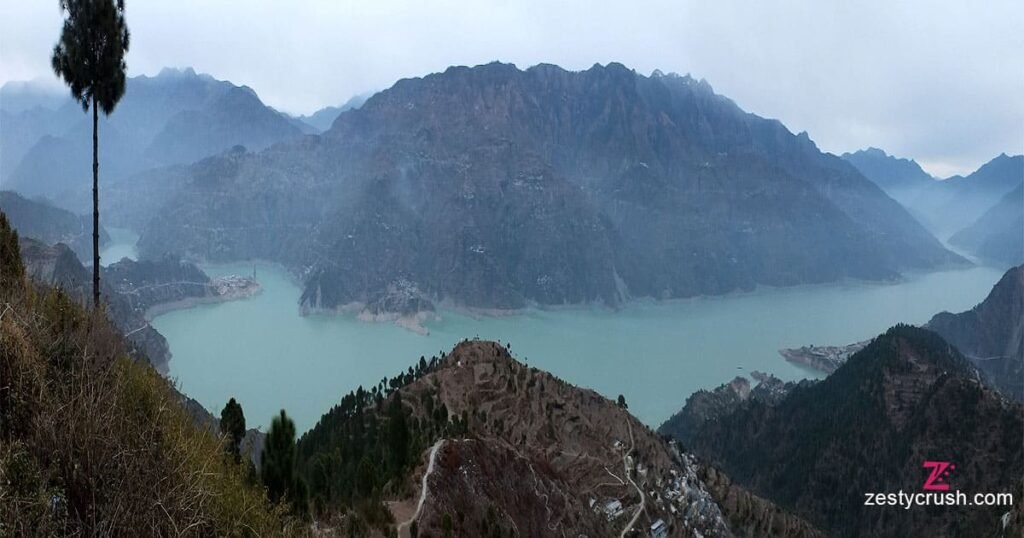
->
0;212;295;536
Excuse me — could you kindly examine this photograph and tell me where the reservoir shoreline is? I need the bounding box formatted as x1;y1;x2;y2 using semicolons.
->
149;257;1008;433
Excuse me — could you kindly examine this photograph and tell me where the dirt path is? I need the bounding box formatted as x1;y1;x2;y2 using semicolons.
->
397;439;445;537
619;421;645;538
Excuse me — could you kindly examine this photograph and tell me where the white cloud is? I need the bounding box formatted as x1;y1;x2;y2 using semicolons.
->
2;0;1021;175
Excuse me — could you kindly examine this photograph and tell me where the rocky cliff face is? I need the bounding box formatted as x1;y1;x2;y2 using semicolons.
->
928;265;1024;401
132;62;962;313
0;190;108;261
662;325;1023;537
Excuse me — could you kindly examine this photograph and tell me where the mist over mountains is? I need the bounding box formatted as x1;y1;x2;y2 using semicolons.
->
291;93;370;132
75;61;964;314
2;54;1021;537
950;183;1024;265
843;148;1023;245
0;190;107;259
0;68;356;201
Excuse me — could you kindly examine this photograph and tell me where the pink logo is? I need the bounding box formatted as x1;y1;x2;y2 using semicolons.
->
922;461;955;491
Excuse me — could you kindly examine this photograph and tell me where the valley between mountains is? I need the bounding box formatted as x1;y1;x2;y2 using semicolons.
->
2;58;1021;537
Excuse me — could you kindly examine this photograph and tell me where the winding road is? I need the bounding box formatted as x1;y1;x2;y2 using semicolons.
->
397;439;445;537
619;421;645;538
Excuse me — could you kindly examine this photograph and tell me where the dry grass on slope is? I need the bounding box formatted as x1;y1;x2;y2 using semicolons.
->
0;215;296;537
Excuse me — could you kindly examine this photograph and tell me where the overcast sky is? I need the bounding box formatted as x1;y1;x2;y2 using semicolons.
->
2;1;1021;176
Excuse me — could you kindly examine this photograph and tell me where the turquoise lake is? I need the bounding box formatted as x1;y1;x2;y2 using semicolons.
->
100;227;139;265
144;254;1008;433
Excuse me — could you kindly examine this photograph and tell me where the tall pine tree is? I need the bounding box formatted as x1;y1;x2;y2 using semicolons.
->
219;398;246;463
51;0;130;309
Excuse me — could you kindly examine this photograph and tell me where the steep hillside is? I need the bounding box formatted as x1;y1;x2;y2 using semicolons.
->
3;68;301;200
0;190;108;260
949;184;1024;265
928;265;1024;401
0;212;293;536
661;325;1023;537
132;62;961;314
297;340;822;537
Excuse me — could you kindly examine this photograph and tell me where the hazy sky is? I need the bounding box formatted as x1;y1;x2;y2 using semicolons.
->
2;1;1022;176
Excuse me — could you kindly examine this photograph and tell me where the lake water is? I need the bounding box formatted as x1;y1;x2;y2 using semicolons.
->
144;254;1008;433
100;227;139;265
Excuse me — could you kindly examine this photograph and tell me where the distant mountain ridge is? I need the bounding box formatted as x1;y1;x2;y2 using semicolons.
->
844;148;1023;239
1;68;302;199
660;324;1023;537
949;184;1024;265
127;62;963;314
0;78;68;114
841;147;935;192
0;190;108;260
293;93;370;132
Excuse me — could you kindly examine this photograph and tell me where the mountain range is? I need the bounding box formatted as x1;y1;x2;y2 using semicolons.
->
949;183;1024;265
105;62;965;314
0;190;108;260
1;68;303;200
291;93;370;132
659;324;1023;537
843;148;1023;244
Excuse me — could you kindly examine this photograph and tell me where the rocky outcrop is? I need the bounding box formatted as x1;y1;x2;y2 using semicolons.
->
927;264;1024;401
130;62;963;314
